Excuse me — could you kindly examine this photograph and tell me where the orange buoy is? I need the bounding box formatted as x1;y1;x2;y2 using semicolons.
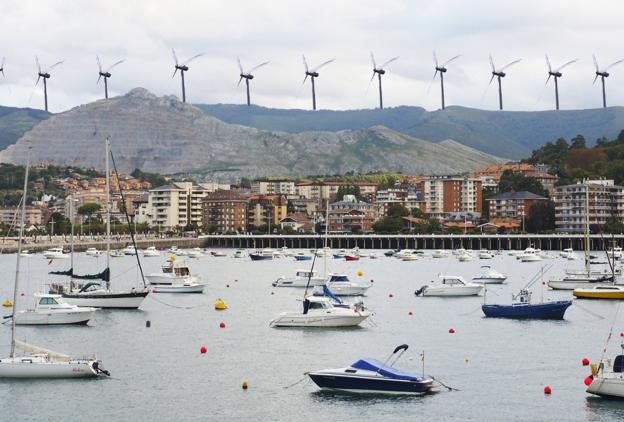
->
219;322;226;328
200;346;207;354
448;328;455;334
544;385;552;395
584;376;593;386
582;358;590;366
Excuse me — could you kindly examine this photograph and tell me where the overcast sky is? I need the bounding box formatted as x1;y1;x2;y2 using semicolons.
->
0;0;622;113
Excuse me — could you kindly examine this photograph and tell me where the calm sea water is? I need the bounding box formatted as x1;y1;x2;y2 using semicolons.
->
1;249;624;421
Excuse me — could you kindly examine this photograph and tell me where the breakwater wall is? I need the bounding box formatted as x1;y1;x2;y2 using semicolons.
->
201;234;624;251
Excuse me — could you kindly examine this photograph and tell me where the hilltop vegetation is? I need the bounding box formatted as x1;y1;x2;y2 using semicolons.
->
0;106;49;151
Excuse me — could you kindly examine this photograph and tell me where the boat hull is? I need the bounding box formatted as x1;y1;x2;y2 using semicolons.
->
472;277;506;284
272;277;326;288
150;283;206;293
573;290;624;299
270;312;369;327
62;291;148;308
0;358;100;379
548;280;619;290
482;300;572;319
15;309;95;325
249;254;272;261
327;284;370;296
587;377;624;398
422;286;482;297
308;373;433;395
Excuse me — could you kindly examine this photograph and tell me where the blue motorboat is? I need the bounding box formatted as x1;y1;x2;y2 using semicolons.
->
294;254;312;261
308;344;436;395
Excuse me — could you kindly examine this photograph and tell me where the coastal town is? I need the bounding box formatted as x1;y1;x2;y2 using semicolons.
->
2;159;622;237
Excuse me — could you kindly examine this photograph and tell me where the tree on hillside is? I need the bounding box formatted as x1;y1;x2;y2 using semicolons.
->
497;170;549;198
78;202;102;223
525;201;555;233
570;134;586;150
604;216;624;234
336;185;361;201
387;204;409;218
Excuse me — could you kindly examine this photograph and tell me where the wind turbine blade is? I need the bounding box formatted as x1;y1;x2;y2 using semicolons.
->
433;51;439;67
426;70;439;94
97;74;102;84
593;54;599;72
489;54;495;72
1;56;4;69
593;74;599;85
370;52;377;69
248;61;270;74
237;57;244;74
172;68;178;78
35;56;41;73
545;54;552;72
46;60;64;72
182;53;203;66
302;74;308;85
488;74;495;86
96;55;102;72
311;59;335;72
302;54;309;72
172;48;179;65
605;59;624;72
499;59;521;72
544;74;551;87
442;55;460;67
106;59;125;72
380;56;399;69
369;72;376;83
554;59;578;72
35;75;41;86
237;76;243;87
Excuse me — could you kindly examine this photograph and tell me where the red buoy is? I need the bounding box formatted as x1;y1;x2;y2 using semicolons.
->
271;291;275;295
620;332;624;338
582;358;590;366
448;328;455;334
389;294;394;298
200;346;207;354
584;376;593;386
544;385;552;395
226;284;230;288
408;311;413;316
219;322;226;328
370;279;374;283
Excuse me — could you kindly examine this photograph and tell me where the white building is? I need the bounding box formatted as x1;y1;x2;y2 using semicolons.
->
422;177;482;219
136;182;210;230
251;180;296;197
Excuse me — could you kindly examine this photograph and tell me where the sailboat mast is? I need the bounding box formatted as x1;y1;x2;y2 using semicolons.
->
69;195;74;276
585;182;590;276
324;200;329;279
10;147;31;358
105;137;111;290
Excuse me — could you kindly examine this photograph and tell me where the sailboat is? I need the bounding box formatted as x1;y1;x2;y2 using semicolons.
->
56;138;149;308
549;186;618;290
0;149;109;379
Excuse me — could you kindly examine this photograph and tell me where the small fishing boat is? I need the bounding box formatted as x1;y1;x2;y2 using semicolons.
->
608;246;623;260
368;252;379;259
573;285;624;300
249;248;274;261
325;274;371;296
233;249;246;258
333;249;347;259
188;248;204;258
294;253;312;261
272;270;326;288
14;293;97;325
384;250;396;257
122;245;137;255
560;248;574;258
145;259;207;293
19;250;32;257
478;250;494;259
168;246;188;256
43;247;68;259
142;246;160;257
210;251;227;257
432;250;449;258
415;276;482;297
519;247;542;262
85;248;102;257
472;266;507;284
401;253;418;261
308;344;436;395
457;251;473;262
395;249;416;259
345;254;360;261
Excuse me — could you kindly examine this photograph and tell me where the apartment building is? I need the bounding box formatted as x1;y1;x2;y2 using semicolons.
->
375;188;422;217
487;191;548;220
472;163;558;195
0;207;45;227
327;195;377;233
421;177;482;219
295;181;378;204
251;180;296;197
554;180;624;233
137;182;209;230
247;195;288;230
202;190;248;233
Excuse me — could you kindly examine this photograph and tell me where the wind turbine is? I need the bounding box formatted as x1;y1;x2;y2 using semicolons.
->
237;57;269;106
97;56;125;99
545;55;578;110
488;55;521;110
369;52;399;109
431;52;460;110
172;49;203;103
593;54;624;108
35;56;64;112
0;57;5;78
302;55;335;111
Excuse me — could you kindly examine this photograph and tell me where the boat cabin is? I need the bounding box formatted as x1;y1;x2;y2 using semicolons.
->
439;276;467;286
162;261;190;276
295;270;317;278
329;274;350;283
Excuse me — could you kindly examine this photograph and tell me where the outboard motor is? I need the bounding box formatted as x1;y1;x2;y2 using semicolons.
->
414;286;428;296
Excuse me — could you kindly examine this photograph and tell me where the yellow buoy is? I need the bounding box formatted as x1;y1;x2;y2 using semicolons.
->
2;299;12;308
591;363;598;377
242;380;248;390
357;271;363;277
215;299;228;310
464;357;470;363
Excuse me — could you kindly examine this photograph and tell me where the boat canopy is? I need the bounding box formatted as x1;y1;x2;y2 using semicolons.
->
615;355;624;373
329;275;350;282
351;358;419;381
15;340;71;362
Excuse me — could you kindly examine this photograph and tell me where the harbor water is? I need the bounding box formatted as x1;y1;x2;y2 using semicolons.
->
1;250;624;421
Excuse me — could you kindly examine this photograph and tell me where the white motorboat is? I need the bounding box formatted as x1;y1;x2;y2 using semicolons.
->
608;247;623;260
279;246;294;257
401;253;418;261
269;293;370;328
145;259;207;293
325;274;371;296
369;252;380;259
14;293;97;325
168;246;188;256
0;155;109;379
415;275;483;297
507;250;523;256
109;249;124;258
233;249;246;258
519;247;542;262
188;248;204;258
43;247;68;259
85;247;102;257
478;250;494;259
458;251;473;262
250;248;275;260
432;250;449;258
122;245;137;255
210;250;227;257
273;270;327;288
333;249;347;258
19;250;32;257
395;249;416;259
560;248;574;258
142;246;160;257
472;266;507;284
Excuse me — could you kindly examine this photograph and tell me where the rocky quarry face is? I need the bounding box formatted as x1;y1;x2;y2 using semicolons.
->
0;88;502;179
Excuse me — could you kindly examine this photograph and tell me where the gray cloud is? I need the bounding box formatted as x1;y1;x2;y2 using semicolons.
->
0;0;622;112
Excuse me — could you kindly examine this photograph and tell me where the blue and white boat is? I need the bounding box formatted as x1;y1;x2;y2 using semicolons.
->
294;253;312;261
308;344;436;395
482;289;572;319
